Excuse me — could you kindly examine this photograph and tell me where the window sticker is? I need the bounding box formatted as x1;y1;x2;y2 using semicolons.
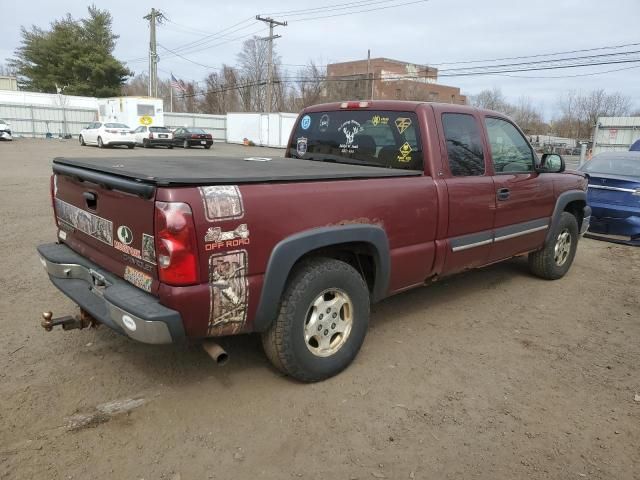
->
371;115;389;126
301;115;311;130
319;114;330;132
338;120;362;153
397;142;413;163
395;117;412;134
296;137;308;157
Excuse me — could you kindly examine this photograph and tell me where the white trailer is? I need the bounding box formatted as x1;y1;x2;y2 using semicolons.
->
97;97;164;130
593;116;640;155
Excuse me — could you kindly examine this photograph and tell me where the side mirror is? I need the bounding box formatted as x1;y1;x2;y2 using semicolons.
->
536;153;565;173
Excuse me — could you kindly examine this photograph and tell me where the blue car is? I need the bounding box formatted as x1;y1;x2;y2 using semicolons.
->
579;152;640;245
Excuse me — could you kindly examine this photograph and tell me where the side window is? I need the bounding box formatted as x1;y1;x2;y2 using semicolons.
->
442;113;485;176
485;117;534;173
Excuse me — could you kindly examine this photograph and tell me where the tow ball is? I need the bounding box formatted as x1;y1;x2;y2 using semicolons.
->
41;310;97;331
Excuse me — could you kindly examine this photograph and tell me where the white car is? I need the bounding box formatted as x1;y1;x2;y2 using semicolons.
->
79;122;135;148
0;119;12;141
132;125;174;148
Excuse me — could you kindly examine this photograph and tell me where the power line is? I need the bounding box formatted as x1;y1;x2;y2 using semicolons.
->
291;0;430;22
268;0;410;18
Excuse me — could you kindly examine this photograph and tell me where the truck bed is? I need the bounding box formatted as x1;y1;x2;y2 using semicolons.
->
52;155;421;186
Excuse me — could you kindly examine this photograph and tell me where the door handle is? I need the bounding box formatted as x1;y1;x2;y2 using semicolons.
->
497;188;510;201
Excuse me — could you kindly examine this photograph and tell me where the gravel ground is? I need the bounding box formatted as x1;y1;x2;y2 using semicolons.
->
1;139;639;480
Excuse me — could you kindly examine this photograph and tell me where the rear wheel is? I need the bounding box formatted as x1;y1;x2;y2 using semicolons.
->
97;136;104;148
79;135;85;146
528;212;579;280
205;144;212;150
127;144;135;149
142;139;150;148
261;257;370;382
183;139;190;149
167;145;173;149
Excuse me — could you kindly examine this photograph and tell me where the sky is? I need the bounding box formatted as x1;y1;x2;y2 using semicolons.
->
1;0;639;119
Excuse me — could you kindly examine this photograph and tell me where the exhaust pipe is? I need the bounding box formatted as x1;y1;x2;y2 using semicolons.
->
203;340;229;366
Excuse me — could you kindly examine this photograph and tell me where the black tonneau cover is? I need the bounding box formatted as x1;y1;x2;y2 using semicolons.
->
52;155;421;186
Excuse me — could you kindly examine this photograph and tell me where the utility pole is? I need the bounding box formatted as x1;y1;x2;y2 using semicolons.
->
144;8;164;98
256;15;287;113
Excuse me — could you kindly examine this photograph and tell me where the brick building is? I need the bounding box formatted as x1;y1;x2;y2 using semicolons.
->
326;58;466;104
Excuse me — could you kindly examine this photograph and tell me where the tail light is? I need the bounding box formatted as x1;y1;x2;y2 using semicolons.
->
149;132;154;139
191;134;199;139
154;201;200;286
206;134;212;139
50;174;58;227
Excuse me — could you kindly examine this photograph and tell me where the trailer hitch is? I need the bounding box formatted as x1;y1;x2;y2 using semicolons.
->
41;310;98;332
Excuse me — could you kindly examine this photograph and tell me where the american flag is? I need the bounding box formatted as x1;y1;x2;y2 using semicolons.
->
170;73;187;93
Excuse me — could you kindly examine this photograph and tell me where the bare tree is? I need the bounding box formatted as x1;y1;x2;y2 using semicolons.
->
0;63;16;76
510;96;545;134
470;87;510;113
236;36;281;112
199;65;240;114
555;89;632;138
290;61;326;110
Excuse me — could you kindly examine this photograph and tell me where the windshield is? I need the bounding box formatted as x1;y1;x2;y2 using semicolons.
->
150;126;170;132
580;153;640;178
288;110;423;170
105;123;129;129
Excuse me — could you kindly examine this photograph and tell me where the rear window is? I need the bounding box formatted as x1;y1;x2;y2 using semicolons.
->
288;110;423;170
187;128;206;134
580;154;640;178
150;127;170;132
105;123;129;128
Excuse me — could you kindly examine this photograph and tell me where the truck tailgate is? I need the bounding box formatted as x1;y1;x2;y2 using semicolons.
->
54;171;159;294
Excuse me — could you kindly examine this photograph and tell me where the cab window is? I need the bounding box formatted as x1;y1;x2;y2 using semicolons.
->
485;117;534;173
441;113;485;176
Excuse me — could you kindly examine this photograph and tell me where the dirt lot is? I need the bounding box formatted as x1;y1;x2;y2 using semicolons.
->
1;139;638;480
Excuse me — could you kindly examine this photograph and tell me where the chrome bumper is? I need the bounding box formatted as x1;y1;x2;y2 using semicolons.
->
38;244;184;344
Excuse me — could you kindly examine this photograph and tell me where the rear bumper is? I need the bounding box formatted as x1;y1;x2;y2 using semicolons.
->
103;133;135;145
37;243;185;344
186;139;213;147
149;138;173;146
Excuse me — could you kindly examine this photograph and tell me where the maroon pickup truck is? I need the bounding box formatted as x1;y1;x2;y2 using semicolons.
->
38;100;590;381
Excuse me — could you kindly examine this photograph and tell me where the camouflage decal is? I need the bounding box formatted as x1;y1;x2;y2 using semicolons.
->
55;198;113;245
141;234;156;264
200;185;244;222
208;250;248;335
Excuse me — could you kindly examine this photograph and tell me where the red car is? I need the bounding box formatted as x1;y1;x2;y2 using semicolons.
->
38;100;590;381
172;127;213;149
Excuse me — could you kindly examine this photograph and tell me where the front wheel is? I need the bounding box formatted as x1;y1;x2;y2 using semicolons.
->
261;257;370;382
528;212;579;280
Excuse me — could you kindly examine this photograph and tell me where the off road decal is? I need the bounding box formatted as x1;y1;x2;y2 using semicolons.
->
208;250;248;335
124;266;152;292
397;142;413;163
141;234;156;264
200;186;244;222
395;117;412;134
204;224;250;251
55;198;113;246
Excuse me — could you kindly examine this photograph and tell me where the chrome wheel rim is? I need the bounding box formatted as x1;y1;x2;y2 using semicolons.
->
303;289;353;357
554;228;571;266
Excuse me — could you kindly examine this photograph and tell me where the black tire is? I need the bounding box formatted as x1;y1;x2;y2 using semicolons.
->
528;212;579;280
204;145;212;150
127;144;135;149
142;139;150;148
79;135;85;146
261;257;370;382
167;145;173;149
97;136;104;148
183;139;190;149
